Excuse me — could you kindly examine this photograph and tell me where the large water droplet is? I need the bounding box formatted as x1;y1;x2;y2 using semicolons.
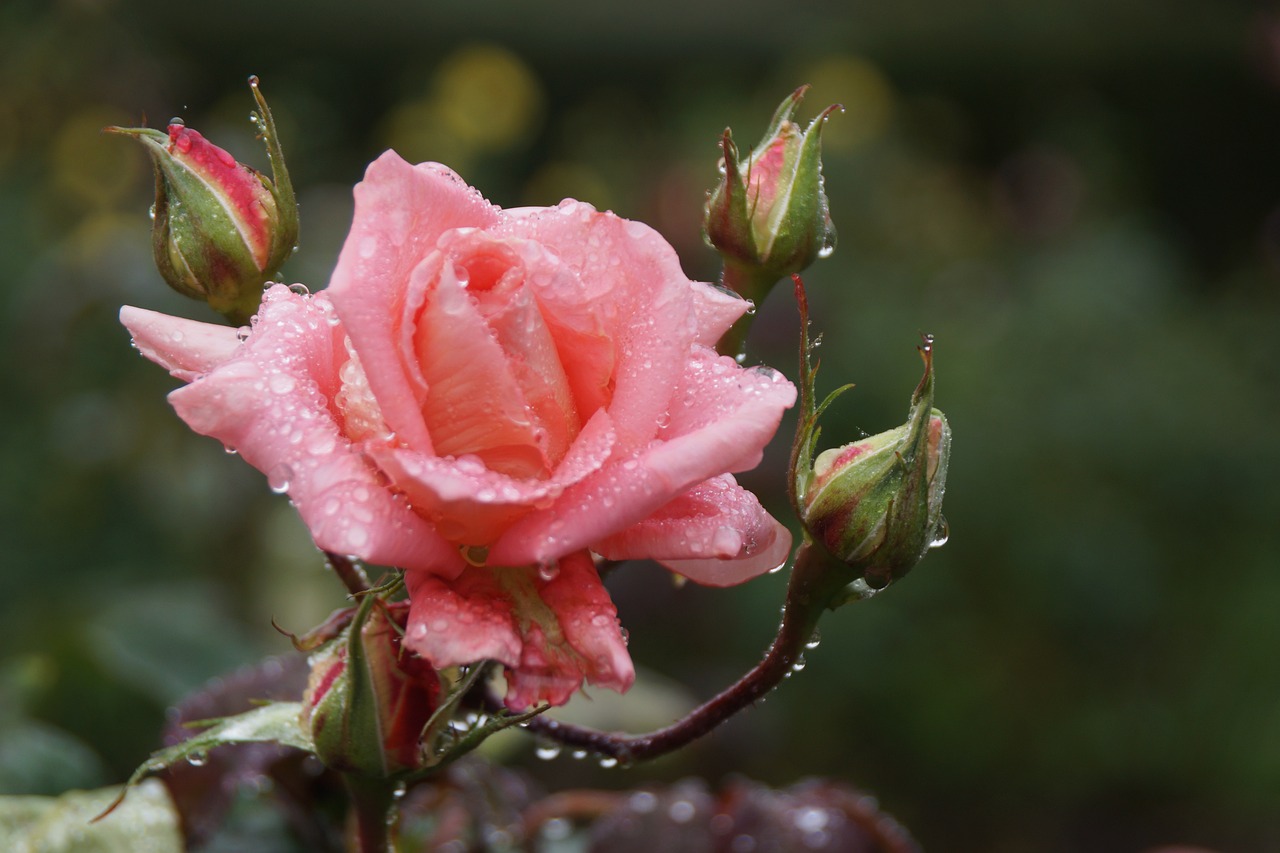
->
535;743;561;760
267;464;293;494
929;516;950;549
805;631;821;651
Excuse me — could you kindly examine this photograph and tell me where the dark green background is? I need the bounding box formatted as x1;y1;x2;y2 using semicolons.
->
3;1;1279;850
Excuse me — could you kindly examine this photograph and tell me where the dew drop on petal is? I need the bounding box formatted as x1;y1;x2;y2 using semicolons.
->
267;464;293;494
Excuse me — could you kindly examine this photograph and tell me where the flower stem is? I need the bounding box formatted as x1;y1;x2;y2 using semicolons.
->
507;541;850;764
343;775;397;853
715;261;778;361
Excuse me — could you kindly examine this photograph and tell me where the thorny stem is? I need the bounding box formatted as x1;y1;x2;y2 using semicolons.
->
325;552;371;597
499;541;851;764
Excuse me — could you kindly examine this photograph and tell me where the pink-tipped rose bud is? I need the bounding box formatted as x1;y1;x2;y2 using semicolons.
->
302;599;440;777
800;337;951;591
705;86;839;298
106;77;298;325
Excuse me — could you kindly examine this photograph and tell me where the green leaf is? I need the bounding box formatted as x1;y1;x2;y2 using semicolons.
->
103;701;312;820
0;779;182;853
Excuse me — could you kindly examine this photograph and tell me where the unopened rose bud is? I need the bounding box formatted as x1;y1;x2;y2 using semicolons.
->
705;86;839;300
800;337;951;591
106;77;298;325
302;599;439;777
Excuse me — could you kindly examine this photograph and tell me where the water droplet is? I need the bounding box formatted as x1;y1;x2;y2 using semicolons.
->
538;562;560;582
668;800;696;823
570;749;587;760
236;325;251;342
629;791;657;813
288;283;310;296
535;743;561;760
598;756;618;769
267;464;293;494
805;631;821;651
169;116;185;128
929;516;950;549
791;656;806;673
542;817;572;840
247;74;260;87
224;445;238;455
187;751;207;767
392;781;408;800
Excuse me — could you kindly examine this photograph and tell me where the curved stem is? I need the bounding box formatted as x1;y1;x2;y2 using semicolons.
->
506;542;849;764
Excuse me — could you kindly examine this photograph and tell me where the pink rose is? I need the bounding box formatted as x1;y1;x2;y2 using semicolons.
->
121;151;796;709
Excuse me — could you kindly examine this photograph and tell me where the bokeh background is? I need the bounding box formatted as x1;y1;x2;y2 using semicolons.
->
3;0;1280;850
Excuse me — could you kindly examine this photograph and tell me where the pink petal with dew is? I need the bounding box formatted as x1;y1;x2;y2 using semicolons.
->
686;280;751;348
120;306;242;382
593;474;794;587
158;287;463;577
405;565;523;671
505;202;699;453
368;409;616;546
327;152;500;451
488;348;796;567
404;551;633;710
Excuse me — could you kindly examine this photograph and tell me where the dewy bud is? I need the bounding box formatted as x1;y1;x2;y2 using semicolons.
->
301;598;440;777
801;337;952;591
105;77;298;325
705;86;839;296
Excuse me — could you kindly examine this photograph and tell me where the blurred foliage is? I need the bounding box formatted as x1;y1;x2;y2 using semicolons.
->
2;0;1279;850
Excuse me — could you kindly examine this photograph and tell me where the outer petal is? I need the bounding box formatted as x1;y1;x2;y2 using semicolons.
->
488;348;796;567
120;306;241;382
686;280;750;348
403;551;633;710
161;286;464;577
593;474;793;587
327;152;501;450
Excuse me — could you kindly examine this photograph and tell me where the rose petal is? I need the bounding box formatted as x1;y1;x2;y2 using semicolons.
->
594;475;794;586
506;202;698;453
327;152;501;452
488;348;796;567
163;286;464;577
687;280;750;348
368;408;616;546
404;550;633;710
120;306;242;382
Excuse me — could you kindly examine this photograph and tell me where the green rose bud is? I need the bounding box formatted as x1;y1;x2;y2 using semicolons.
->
800;337;952;591
301;598;440;778
106;76;298;325
705;86;839;301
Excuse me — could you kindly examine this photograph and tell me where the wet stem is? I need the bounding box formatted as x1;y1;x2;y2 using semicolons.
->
715;262;779;362
501;541;850;763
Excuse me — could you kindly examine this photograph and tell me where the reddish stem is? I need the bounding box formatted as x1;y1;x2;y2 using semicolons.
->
503;542;847;764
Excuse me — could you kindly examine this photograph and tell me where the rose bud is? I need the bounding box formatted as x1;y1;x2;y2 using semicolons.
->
705;86;839;302
302;599;440;777
106;77;298;325
801;337;951;591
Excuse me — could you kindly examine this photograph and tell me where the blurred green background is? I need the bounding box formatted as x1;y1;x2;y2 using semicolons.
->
3;0;1279;850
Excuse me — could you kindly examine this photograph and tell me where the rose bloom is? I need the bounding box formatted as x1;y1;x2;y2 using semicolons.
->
122;152;796;709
